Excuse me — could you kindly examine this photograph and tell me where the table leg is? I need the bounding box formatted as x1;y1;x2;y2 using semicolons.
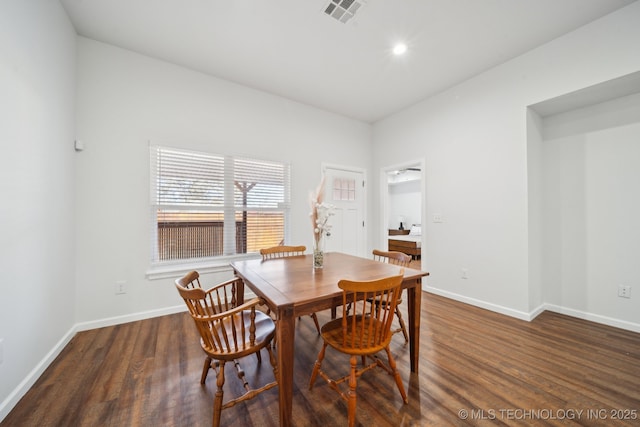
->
277;306;295;427
407;280;421;373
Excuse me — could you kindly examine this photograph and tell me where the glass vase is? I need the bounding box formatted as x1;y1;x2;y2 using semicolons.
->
313;237;324;269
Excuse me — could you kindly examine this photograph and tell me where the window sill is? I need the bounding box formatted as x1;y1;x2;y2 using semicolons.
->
146;253;261;280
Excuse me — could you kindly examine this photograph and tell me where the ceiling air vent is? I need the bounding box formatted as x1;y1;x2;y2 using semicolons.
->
324;0;364;24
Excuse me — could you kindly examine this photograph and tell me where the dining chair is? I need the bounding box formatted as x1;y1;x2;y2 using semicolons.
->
259;245;321;334
308;271;408;427
176;271;278;427
371;249;411;342
259;244;306;260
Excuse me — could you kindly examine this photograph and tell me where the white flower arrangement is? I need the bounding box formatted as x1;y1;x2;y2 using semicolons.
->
313;202;334;240
309;176;335;247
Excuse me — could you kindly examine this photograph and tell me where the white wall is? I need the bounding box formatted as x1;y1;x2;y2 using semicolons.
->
388;180;421;230
540;93;640;327
526;108;544;311
372;1;640;321
74;38;372;324
0;0;77;418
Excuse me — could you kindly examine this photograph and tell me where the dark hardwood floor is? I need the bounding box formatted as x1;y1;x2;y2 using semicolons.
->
3;292;639;426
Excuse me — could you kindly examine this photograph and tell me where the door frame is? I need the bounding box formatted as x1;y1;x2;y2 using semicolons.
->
321;163;367;258
380;158;426;268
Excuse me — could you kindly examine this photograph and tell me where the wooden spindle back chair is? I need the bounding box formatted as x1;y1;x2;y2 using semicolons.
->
259;245;306;260
308;271;408;427
176;271;278;427
371;249;411;342
372;249;411;266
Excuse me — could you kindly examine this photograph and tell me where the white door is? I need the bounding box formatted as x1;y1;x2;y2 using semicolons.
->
322;165;366;257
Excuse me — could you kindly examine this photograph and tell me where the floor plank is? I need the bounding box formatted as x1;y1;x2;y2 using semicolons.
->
2;292;639;426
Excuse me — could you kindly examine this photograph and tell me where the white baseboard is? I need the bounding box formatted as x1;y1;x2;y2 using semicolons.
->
424;286;534;321
424;285;640;333
542;303;640;333
75;304;187;332
0;326;76;422
528;303;547;320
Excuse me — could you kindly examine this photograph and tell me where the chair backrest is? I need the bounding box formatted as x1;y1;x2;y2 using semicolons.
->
372;249;411;267
175;269;202;289
260;245;306;260
337;270;404;352
176;273;262;357
176;271;240;311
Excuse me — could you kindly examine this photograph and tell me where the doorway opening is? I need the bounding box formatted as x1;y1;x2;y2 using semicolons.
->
381;160;425;269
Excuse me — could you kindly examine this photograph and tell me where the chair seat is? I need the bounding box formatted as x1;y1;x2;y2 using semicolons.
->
202;310;276;360
320;315;388;356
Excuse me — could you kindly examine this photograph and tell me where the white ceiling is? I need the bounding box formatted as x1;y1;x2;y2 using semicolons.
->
60;0;636;123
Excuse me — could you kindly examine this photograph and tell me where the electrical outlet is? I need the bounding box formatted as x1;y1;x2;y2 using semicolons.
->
618;285;631;299
461;268;469;279
115;280;127;295
433;213;443;223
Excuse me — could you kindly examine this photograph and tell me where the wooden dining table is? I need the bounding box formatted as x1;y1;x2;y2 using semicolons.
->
231;252;428;427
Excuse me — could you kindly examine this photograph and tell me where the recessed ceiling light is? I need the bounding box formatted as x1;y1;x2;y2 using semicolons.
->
393;43;407;55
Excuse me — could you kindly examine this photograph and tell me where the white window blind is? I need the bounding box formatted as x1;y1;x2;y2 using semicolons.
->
150;146;290;263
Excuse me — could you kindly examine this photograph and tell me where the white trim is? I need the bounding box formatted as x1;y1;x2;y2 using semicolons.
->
76;293;258;333
321;162;367;174
425;286;640;332
0;327;76;422
75;305;187;332
424;286;534;320
542;303;640;333
146;253;261;280
528;303;547;320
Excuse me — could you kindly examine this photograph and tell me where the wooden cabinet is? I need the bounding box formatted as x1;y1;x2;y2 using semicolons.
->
388;229;410;236
388;239;420;258
388;229;420;259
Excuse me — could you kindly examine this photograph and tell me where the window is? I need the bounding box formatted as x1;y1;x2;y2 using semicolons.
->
150;146;290;263
332;177;356;201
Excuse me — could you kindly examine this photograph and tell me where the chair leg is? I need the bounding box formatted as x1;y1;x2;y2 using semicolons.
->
347;355;358;427
395;306;409;342
266;341;279;381
310;313;321;334
213;360;226;427
385;346;408;404
201;356;212;384
309;343;327;389
255;347;262;364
